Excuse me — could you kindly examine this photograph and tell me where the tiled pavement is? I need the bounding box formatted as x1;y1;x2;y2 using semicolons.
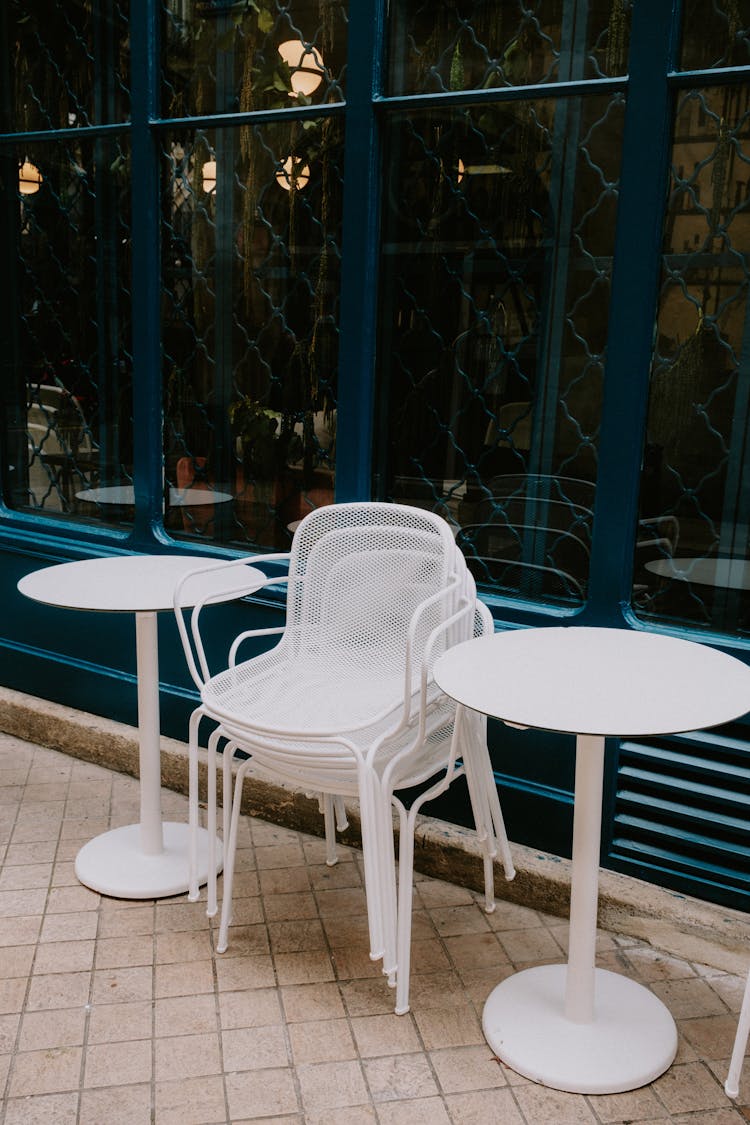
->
0;731;749;1125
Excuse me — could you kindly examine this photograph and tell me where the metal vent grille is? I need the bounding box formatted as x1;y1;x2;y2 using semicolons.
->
608;728;750;909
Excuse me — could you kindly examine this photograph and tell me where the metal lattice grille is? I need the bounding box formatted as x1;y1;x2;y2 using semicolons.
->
379;93;624;606
385;0;633;95
7;0;130;131
680;0;750;71
635;83;750;636
161;119;342;547
4;136;133;522
161;0;347;119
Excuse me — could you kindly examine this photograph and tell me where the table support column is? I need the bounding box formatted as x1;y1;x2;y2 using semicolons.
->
565;732;605;1023
135;610;164;856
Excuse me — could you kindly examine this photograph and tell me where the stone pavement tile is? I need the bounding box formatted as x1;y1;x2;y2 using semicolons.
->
218;987;283;1030
91;965;153;1004
225;1066;300;1120
429;1044;508;1094
280;981;345;1023
591;1085;669;1123
78;1083;152;1125
362;1052;439;1102
375;1095;451;1124
0;945;34;978
350;1012;422;1058
8;1045;83;1096
296;1058;369;1114
94;934;154;968
154;1031;223;1081
679;1013;742;1060
221;1023;290;1071
651;1060;729;1114
3;1092;79;1125
88;999;153;1043
154;1074;228;1125
154;993;219;1037
650;978;730;1020
18;1006;86;1050
446;1088;525;1124
33;937;95;974
214;952;276;992
155;958;215;997
412;1002;485;1050
288;1016;357;1064
25;969;91;1011
83;1038;152;1088
273;949;335;985
513;1082;598;1123
0;1011;20;1053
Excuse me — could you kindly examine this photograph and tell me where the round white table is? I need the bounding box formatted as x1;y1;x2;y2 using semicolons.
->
18;554;264;899
646;556;750;590
434;625;750;1094
76;485;234;508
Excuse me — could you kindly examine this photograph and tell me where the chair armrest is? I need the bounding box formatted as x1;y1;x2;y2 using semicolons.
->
173;553;291;688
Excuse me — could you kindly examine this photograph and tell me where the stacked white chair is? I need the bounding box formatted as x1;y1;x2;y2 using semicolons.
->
725;967;750;1099
174;501;515;1012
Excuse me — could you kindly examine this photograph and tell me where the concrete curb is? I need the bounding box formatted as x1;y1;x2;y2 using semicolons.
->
0;685;747;974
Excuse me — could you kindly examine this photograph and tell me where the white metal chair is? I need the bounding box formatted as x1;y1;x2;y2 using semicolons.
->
174;501;515;1012
726;966;750;1098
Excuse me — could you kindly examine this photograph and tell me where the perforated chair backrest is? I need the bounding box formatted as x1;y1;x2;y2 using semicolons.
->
284;502;463;684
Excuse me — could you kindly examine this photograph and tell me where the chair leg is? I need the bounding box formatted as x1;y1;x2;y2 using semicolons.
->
187;707;205;903
205;727;224;918
726;968;750;1098
322;794;339;867
222;742;240;846
463;707;515;885
217;760;251;954
393;796;416;1015
374;781;398;987
357;766;386;963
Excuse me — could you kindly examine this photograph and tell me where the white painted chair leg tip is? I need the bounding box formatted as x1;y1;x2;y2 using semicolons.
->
369;949;385;962
394;1004;410;1016
484;901;496;914
505;868;517;881
206;907;217;918
187;891;200;903
725;1085;738;1100
216;942;228;954
325;858;339;868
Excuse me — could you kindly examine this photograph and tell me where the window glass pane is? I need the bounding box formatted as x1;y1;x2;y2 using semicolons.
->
386;0;632;96
378;93;624;607
6;0;130;130
161;120;342;548
161;0;347;119
634;83;750;636
679;0;750;71
1;138;134;526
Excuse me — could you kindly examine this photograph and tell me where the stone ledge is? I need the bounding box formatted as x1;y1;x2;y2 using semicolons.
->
0;684;747;974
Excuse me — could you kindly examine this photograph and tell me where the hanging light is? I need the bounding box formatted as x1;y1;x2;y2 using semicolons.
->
201;160;217;194
18;160;43;195
277;39;325;98
275;156;310;192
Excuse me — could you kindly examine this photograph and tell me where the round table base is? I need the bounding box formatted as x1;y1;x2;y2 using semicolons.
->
75;822;222;899
483;964;678;1094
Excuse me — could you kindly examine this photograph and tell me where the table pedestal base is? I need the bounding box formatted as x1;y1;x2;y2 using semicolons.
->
75;822;222;899
483;964;677;1094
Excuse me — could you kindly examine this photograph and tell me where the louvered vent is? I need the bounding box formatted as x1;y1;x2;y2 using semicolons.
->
607;726;750;910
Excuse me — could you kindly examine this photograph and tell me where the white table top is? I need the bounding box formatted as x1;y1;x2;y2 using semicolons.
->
434;626;750;738
646;556;750;591
18;554;265;614
76;485;234;507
